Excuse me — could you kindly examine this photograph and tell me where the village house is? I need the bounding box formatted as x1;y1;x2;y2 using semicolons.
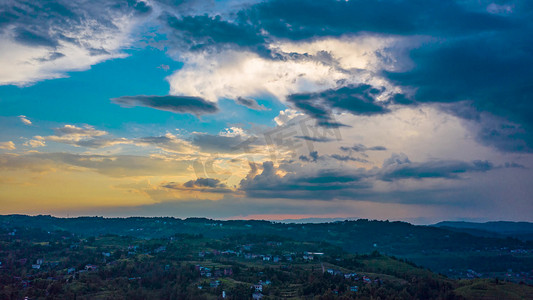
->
197;265;211;275
284;255;293;261
253;284;263;292
85;264;98;271
22;280;30;288
210;280;221;288
302;254;314;260
344;273;358;279
223;268;233;276
222;250;236;255
154;246;166;253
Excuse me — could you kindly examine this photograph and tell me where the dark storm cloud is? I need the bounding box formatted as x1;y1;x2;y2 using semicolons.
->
163;13;267;53
13;28;58;48
385;27;533;151
476;120;531;152
111;95;218;115
295;136;335;143
239;161;372;199
380;160;494;182
36;52;65;62
330;154;369;163
183;178;224;188
287;85;389;127
248;0;512;39
299;151;319;162
190;133;244;153
0;0;152;47
163;178;233;193
73;138;128;148
340;144;387;153
238;153;507;201
158;0;510;53
235;97;268;111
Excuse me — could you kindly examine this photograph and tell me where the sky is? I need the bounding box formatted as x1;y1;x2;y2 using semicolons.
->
0;0;532;224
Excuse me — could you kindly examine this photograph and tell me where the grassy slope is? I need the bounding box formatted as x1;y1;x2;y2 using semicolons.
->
455;279;533;300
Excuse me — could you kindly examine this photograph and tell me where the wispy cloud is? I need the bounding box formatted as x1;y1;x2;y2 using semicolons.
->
162;178;234;194
111;95;218;116
18;115;32;126
0;141;16;150
24;136;45;148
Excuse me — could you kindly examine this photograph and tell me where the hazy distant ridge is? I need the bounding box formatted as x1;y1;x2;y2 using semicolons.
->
433;221;533;241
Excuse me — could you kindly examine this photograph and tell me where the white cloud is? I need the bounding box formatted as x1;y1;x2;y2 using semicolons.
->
18;115;32;125
167;35;410;103
304;105;505;168
0;9;145;86
486;3;513;15
47;125;108;143
35;124;197;153
274;109;304;126
272;35;405;72
0;141;16;150
133;133;197;153
219;127;249;138
25;136;46;148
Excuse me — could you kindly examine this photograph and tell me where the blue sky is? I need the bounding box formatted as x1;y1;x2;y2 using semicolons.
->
0;0;532;223
0;47;282;135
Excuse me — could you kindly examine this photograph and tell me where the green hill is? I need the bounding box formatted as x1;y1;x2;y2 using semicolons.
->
1;215;533;282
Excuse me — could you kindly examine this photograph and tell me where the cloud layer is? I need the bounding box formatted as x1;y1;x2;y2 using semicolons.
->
111;95;218;115
2;0;533;221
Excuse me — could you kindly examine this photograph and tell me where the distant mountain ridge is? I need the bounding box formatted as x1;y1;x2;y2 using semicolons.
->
432;221;533;241
277;217;359;223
